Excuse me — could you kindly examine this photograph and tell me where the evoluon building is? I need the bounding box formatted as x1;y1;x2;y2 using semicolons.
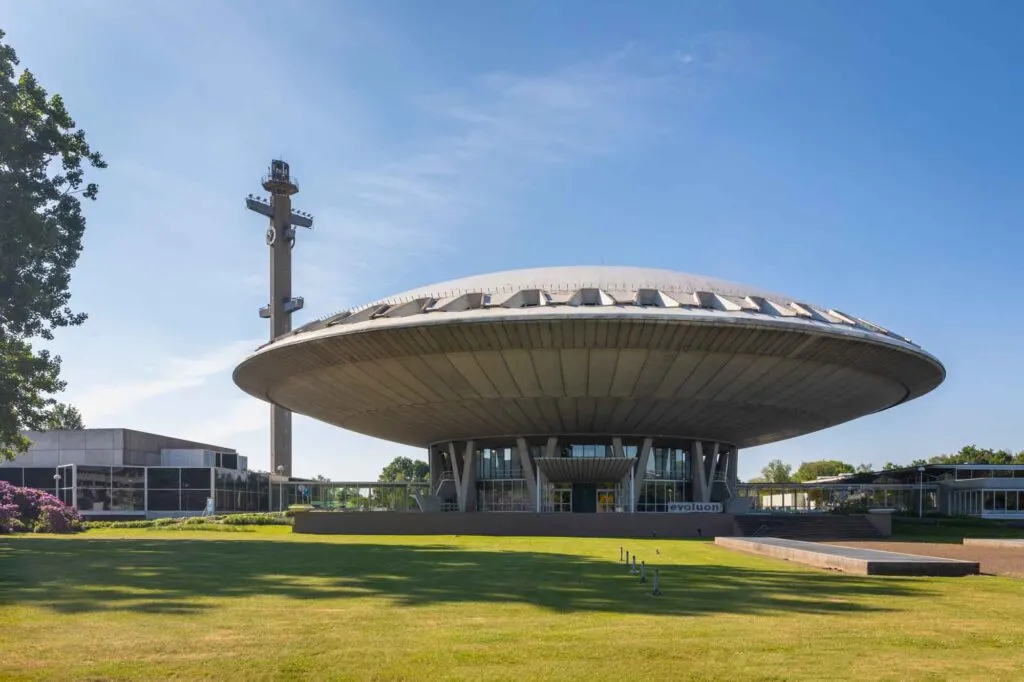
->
233;266;944;525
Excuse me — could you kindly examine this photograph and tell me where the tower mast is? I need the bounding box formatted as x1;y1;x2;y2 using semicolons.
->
245;160;314;477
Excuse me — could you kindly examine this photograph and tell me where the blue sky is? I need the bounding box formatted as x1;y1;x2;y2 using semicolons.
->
4;0;1023;479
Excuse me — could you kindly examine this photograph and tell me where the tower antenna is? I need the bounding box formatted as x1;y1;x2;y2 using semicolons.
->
244;160;314;477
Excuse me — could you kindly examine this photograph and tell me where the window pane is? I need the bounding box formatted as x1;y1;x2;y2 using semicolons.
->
0;468;23;485
181;468;211;491
148;468;180;489
183;490;209;511
76;466;111;488
77;488;111;512
111;489;145;511
24;467;58;489
221;454;238;470
112;467;145;489
148;490;180;512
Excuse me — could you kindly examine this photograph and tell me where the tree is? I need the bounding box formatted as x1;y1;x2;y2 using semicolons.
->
0;30;104;461
378;456;429;483
792;460;855;482
42;403;83;430
760;459;793;483
924;445;1024;466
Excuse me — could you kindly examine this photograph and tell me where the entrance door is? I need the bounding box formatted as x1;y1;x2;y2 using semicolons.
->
571;483;597;513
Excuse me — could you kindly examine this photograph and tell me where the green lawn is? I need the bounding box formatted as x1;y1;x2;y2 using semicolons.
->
2;528;1022;681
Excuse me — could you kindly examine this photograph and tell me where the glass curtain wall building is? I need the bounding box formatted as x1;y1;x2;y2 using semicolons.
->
0;464;271;517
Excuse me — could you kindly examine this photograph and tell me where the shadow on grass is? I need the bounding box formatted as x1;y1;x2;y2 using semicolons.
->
0;537;930;617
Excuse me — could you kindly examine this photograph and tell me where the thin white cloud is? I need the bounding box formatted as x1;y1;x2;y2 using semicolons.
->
303;48;694;307
187;398;268;445
74;339;260;419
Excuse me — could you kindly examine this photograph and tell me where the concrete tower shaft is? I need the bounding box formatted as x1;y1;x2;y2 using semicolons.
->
245;160;314;477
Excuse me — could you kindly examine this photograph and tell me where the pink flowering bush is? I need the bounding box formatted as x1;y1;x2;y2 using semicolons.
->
0;480;82;533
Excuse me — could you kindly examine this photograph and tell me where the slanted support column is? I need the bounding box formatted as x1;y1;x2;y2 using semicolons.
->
459;440;476;512
702;441;720;503
631;438;653;512
448;442;463;510
516;437;537;507
692;441;706;503
707;442;721;503
428;446;443;495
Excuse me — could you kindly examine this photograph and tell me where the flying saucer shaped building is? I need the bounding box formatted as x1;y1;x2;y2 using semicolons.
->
233;266;944;516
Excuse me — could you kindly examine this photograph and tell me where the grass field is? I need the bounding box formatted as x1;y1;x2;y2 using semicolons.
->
2;528;1023;681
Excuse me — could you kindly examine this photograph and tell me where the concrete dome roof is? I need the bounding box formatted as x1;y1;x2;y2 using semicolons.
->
234;265;944;449
373;265;796;309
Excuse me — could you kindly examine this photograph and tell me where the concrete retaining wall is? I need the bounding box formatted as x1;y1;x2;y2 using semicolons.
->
715;537;980;576
294;512;737;538
962;538;1024;549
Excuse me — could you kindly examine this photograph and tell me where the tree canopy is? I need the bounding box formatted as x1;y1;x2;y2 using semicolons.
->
42;403;84;430
0;29;104;460
757;459;793;483
911;445;1024;467
378;456;429;482
792;459;855;482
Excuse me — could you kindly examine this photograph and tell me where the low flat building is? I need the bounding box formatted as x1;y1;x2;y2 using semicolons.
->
0;428;270;518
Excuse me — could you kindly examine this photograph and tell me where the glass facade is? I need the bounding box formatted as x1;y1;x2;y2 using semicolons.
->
951;490;1024;516
0;465;270;515
215;469;271;513
474;445;529;511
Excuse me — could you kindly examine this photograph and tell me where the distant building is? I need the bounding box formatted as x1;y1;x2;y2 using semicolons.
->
0;429;270;519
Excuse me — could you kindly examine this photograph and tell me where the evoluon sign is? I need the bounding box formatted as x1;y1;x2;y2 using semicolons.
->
667;502;723;514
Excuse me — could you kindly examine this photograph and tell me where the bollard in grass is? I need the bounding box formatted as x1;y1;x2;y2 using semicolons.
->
640;561;646;583
625;550;630;567
620;546;623;562
630;556;638;575
651;569;662;596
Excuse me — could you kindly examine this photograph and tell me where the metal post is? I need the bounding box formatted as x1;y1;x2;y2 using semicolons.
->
918;466;925;518
640;561;646;583
652;569;661;596
625;550;630;567
620;546;623;562
631;556;638;575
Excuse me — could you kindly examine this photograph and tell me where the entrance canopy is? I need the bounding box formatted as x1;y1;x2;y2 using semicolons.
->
535;457;634;484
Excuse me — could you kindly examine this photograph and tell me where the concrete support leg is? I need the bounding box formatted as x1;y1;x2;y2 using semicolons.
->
428;446;443;495
459;440;476;512
516;437;537;505
631;438;653;512
692;441;706;503
448;442;463;511
612;437;624;458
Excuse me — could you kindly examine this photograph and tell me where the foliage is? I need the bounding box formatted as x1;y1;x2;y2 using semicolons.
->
913;445;1024;467
42;402;84;430
83;512;291;530
0;480;81;533
792;459;855;482
220;513;291;526
0;29;105;461
759;459;793;483
378;456;429;482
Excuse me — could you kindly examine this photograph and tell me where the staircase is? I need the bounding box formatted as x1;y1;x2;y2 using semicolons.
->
734;514;883;540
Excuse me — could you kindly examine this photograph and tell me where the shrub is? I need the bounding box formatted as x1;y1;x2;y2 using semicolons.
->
221;513;290;526
0;480;82;533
